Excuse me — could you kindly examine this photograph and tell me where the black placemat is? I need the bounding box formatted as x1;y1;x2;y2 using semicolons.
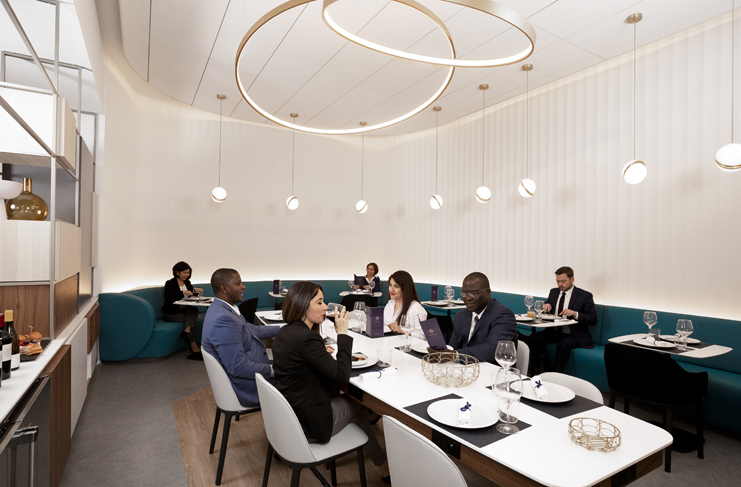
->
361;331;396;338
395;346;427;360
404;393;531;448
350;364;388;378
615;338;713;356
485;385;603;419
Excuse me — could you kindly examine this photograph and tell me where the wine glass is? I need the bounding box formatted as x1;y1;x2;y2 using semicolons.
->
350;302;366;333
524;295;534;314
534;300;544;323
676;319;694;351
369;280;375;294
348;279;354;291
494;340;517;370
398;315;412;352
643;311;658;336
445;285;454;303
493;367;523;435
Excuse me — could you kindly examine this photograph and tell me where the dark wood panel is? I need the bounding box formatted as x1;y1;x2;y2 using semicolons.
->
43;345;71;487
0;284;51;337
86;301;99;354
54;274;78;337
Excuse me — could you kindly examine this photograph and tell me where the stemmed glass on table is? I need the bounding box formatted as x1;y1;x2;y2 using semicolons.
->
534;300;544;323
493;367;524;434
524;295;534;315
676;319;694;351
368;280;375;294
398;314;413;352
495;340;517;370
643;311;658;337
444;285;454;303
348;279;355;292
351;302;366;333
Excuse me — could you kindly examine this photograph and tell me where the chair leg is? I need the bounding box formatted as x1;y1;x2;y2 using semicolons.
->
697;400;704;460
262;444;274;487
209;409;222;454
216;412;233;485
665;407;673;473
290;466;302;487
330;460;337;486
624;399;630;415
236;414;240;422
357;447;367;487
608;391;616;409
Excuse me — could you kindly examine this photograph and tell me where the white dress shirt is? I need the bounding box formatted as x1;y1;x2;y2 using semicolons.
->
468;309;485;344
556;287;578;334
384;300;427;339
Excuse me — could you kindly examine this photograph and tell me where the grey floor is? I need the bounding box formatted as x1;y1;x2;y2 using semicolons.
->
59;354;741;486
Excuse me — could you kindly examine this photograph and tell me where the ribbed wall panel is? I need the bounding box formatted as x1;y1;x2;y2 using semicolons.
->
98;13;741;320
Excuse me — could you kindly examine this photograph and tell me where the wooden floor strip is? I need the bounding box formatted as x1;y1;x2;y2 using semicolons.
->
173;388;389;486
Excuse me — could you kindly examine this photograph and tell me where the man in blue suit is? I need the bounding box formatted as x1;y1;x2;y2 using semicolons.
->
448;272;517;364
202;268;280;407
537;266;598;373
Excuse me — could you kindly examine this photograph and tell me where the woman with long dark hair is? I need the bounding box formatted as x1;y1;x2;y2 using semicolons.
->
162;261;203;360
384;270;426;339
272;281;389;481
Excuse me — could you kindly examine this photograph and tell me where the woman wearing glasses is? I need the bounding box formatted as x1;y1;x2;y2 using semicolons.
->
384;270;427;339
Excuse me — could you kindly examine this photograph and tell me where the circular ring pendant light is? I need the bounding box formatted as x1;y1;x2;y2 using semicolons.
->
475;84;491;203
235;0;455;135
322;0;536;68
716;0;741;172
211;94;227;203
622;13;647;185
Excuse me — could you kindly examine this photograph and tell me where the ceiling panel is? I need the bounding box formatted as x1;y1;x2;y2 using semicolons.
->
119;0;150;81
529;0;642;39
148;47;209;104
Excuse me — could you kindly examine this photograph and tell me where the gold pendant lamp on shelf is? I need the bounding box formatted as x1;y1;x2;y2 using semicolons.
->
716;0;741;172
475;84;492;203
286;113;300;210
211;94;227;202
622;13;648;185
356;122;368;213
518;64;536;198
430;106;443;209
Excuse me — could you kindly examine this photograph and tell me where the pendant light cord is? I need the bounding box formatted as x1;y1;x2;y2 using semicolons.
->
435;110;439;193
361;133;364;199
292;126;296;195
526;70;529;178
733;0;736;143
482;88;486;184
632;20;636;160
218;97;223;187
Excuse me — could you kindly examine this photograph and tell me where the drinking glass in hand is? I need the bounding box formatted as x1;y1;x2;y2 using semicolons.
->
643;311;658;336
493;367;523;434
494;340;517;370
534;300;544;323
676;319;694;351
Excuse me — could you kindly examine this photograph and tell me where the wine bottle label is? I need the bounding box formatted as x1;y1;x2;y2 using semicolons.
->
2;344;10;362
11;354;20;369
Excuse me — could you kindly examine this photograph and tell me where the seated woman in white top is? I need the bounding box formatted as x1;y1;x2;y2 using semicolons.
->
384;270;427;340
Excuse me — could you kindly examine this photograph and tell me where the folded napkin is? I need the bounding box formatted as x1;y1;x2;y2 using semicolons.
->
531;375;549;399
646;335;665;346
358;367;397;381
457;397;472;426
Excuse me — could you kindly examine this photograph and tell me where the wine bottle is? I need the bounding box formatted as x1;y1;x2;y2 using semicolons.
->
5;310;20;371
0;314;10;380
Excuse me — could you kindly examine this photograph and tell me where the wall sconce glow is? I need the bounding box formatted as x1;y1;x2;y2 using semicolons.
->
429;194;443;209
716;143;741;172
356;200;368;213
475;186;491;203
518;178;536;198
286;196;299;210
622;160;647;184
211;187;227;203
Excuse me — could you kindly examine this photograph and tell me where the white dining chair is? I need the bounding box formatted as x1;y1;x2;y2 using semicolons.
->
516;340;530;376
383;416;468;487
540;372;604;404
255;373;369;487
202;349;261;485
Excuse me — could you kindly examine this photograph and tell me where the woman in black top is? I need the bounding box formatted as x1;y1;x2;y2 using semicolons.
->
162;261;203;360
272;281;389;480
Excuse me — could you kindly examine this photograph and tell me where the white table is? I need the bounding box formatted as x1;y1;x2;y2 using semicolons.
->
345;332;671;487
255;310;289;327
173;297;213;307
608;333;732;359
516;314;578;328
268;292;285;299
339;291;383;297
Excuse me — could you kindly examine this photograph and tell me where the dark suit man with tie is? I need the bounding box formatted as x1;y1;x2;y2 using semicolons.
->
537;266;598;373
448;272;518;363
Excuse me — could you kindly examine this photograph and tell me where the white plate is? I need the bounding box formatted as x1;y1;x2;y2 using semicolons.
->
453;299;464;305
515;314;533;322
427;399;498;429
411;342;453;354
540;314;558;321
633;337;676;349
660;335;700;344
351;354;378;369
263;312;283;321
431;300;450;306
521;381;576;403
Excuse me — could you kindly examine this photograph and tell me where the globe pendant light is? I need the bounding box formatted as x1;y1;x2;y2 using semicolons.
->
430;106;443;209
518;64;536;198
717;0;741;172
211;94;227;202
622;13;647;184
286;113;300;210
475;84;491;203
356;122;368;213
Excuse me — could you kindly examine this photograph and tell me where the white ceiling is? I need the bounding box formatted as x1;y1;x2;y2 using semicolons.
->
118;0;732;136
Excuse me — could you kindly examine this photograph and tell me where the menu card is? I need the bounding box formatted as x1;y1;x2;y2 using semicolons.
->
365;307;385;338
421;317;448;351
354;275;365;287
431;285;439;301
273;280;280;294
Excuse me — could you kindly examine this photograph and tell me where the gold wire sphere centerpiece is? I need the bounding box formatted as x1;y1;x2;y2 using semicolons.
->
421;352;480;388
568;418;622;452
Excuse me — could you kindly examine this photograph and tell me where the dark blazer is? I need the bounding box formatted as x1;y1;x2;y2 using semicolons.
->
545;286;598;348
273;322;353;443
161;277;193;315
201;299;280;407
449;299;518;363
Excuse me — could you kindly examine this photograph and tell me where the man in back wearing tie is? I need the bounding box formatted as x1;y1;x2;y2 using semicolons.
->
536;266;598;373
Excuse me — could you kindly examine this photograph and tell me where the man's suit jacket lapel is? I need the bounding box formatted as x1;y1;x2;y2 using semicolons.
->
470;299;496;342
216;299;247;325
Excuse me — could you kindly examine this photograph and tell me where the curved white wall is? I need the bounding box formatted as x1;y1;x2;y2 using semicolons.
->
99;12;741;320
